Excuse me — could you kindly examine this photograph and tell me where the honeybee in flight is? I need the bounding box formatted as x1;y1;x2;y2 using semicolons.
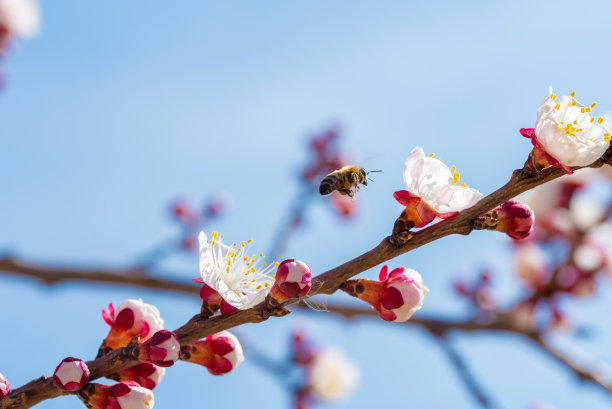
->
319;166;381;198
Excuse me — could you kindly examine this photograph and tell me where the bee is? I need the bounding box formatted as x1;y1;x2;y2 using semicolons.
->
319;166;380;198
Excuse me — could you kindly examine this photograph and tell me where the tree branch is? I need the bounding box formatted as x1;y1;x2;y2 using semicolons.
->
1;163;606;408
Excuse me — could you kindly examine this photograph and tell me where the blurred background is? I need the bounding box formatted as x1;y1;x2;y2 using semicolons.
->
2;1;612;408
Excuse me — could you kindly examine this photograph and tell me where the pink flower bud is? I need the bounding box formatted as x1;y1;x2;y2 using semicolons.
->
181;331;244;376
78;381;155;409
53;357;90;391
114;364;165;390
138;330;180;367
341;266;428;322
101;299;164;350
473;200;534;240
268;259;312;304
0;372;8;400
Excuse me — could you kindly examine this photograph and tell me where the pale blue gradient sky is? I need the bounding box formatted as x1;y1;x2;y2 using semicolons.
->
2;1;612;408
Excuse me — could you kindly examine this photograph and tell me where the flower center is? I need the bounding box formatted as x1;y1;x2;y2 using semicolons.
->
427;152;467;187
549;91;611;142
209;231;279;291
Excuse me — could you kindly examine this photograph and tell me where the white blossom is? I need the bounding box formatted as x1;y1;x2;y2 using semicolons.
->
198;231;278;309
402;147;481;213
534;88;610;167
309;347;360;401
116;385;155;409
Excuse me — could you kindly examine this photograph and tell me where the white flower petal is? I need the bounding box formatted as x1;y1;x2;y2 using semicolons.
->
402;146;481;213
534;89;611;167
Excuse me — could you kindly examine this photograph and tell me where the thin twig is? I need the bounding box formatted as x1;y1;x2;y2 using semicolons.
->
436;335;500;409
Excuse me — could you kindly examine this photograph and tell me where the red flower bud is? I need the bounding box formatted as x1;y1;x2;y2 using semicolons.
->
0;372;8;400
113;363;166;390
268;259;312;304
77;381;154;409
138;330;180;367
181;331;244;376
473;200;534;240
53;357;90;391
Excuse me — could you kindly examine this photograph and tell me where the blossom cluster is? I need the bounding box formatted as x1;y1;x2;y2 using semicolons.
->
194;231;312;314
0;298;246;409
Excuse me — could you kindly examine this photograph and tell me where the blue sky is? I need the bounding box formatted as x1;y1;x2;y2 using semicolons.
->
2;1;612;408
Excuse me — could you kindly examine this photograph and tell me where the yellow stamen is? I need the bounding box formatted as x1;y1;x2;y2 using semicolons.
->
248;239;253;244
211;231;218;238
226;267;230;273
453;172;460;184
605;136;611;142
591;118;595;123
554;103;561;110
550;93;557;100
570;90;576;98
597;117;604;124
220;235;224;238
460;182;466;187
591;102;597;108
429;153;435;157
211;240;216;246
264;282;269;288
274;262;280;267
581;107;585;113
586;107;591;113
263;262;267;266
605;132;611;137
251;279;255;282
451;166;456;173
569;100;577;107
256;285;262;290
232;243;237;246
241;241;245;247
259;253;263;257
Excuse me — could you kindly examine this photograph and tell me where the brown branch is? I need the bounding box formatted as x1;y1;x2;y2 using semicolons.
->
0;257;198;296
1;163;606;408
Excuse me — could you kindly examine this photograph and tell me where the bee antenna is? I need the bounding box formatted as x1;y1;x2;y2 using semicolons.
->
367;170;382;174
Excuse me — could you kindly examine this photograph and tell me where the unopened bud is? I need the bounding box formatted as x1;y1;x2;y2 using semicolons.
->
53;357;90;391
473;200;534;240
0;372;8;400
341;266;428;322
138;330;180;367
112;363;166;390
77;381;155;409
181;331;244;376
268;259;312;305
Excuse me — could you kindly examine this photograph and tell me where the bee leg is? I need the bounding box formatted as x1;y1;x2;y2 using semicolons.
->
338;188;353;197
